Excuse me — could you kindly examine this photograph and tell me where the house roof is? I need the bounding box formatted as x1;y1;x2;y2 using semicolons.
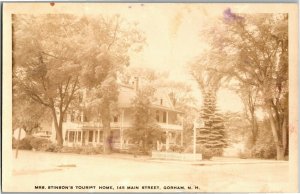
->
117;84;183;113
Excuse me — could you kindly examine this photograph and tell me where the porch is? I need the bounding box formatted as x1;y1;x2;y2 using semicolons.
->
63;127;183;151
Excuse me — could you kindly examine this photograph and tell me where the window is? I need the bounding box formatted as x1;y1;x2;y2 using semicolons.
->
88;131;93;142
65;131;68;141
95;131;98;142
112;130;120;143
160;99;163;105
69;131;75;142
78;132;81;141
156;110;159;122
76;114;81;122
113;115;118;123
78;93;83;103
82;131;87;145
99;131;103;142
163;111;167;123
71;112;75;122
84;115;88;122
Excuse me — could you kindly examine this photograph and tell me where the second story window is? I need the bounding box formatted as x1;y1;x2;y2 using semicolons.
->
113;115;118;123
156;110;159;122
163;111;167;123
71;112;75;122
88;131;93;142
76;114;81;122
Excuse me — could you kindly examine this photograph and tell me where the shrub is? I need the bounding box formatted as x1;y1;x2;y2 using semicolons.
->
80;146;103;155
168;145;184;153
59;146;82;154
159;145;166;152
251;144;276;159
127;144;148;155
30;137;52;151
238;149;252;159
44;143;59;152
184;145;214;160
12;135;34;150
248;118;278;159
58;146;103;155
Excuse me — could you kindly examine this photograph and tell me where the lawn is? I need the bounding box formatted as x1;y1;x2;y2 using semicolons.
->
4;150;289;192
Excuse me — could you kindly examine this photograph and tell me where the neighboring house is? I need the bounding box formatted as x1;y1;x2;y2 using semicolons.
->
50;78;184;150
32;130;51;139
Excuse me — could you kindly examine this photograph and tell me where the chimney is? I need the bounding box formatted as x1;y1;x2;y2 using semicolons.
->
134;77;139;91
169;92;176;106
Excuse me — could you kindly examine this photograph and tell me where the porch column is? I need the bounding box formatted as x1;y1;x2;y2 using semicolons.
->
120;109;124;149
181;131;183;146
166;111;169;124
81;130;83;146
166;131;169;150
67;131;70;146
97;129;100;145
93;130;96;146
75;131;78;145
181;116;184;126
81;112;84;122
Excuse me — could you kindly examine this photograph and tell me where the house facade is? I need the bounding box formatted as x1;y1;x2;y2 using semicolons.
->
50;78;184;151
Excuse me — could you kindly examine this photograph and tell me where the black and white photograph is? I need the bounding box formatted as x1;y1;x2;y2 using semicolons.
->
2;2;298;192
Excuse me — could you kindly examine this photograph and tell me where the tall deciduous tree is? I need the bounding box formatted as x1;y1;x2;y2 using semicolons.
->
12;88;50;135
13;15;83;146
13;14;145;149
233;84;260;147
198;10;288;159
79;16;145;154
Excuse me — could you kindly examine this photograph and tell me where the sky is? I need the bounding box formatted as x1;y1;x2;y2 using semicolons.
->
120;4;244;113
38;3;244;113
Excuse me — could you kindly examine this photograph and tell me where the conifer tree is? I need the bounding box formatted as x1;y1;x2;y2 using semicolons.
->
197;89;227;156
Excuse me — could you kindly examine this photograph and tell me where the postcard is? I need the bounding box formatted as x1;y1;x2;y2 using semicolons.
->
2;2;298;192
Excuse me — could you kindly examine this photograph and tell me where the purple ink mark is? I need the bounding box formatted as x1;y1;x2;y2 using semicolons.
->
223;8;243;22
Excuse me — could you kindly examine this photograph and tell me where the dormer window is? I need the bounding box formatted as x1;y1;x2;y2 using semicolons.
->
113;116;118;123
84;115;88;122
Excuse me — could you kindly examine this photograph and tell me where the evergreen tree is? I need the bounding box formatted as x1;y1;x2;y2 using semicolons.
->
197;89;227;156
125;86;164;154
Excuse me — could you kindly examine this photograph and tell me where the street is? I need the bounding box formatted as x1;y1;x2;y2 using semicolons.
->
6;150;289;192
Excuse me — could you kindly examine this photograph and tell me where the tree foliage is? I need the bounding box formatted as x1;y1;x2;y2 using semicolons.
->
13;14;145;148
125;86;164;154
197;9;288;160
197;89;227;156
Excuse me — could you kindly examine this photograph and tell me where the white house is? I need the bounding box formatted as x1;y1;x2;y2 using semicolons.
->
50;78;184;151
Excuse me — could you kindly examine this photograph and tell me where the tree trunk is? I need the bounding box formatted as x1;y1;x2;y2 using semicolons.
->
282;113;288;156
101;102;111;154
276;144;285;160
250;111;258;146
266;102;284;160
51;107;63;146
